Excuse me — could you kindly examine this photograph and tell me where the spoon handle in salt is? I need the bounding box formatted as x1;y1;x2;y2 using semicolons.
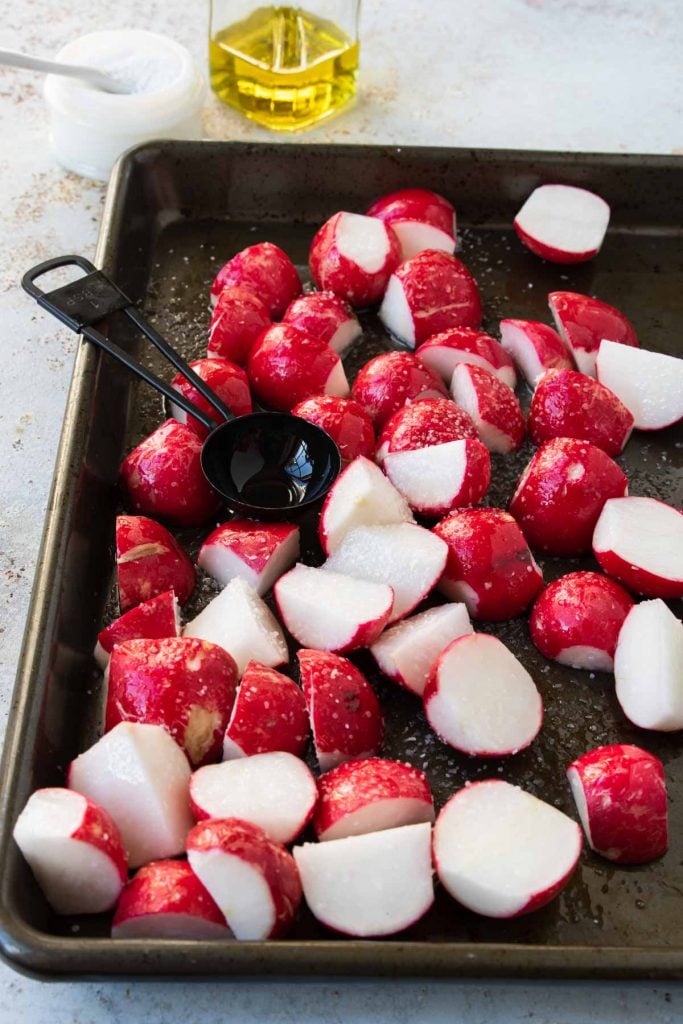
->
0;48;129;94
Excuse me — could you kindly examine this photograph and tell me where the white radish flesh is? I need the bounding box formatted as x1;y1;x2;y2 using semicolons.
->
614;600;683;731
370;603;473;696
320;456;414;554
596;340;683;431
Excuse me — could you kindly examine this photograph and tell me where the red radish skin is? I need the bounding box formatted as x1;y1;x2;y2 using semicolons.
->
170;357;252;437
283;291;362;355
614;600;683;730
314;758;434;841
223;661;309;760
592;497;683;599
379;250;482;348
187;818;302;940
351;351;447;429
297;649;384;771
384;438;491;518
210;242;301;317
291;396;375;463
106;637;239;767
499;319;574;387
450;363;526;454
529;369;633;456
549;291;639;378
433;780;582;917
366;188;457;260
112;860;229;939
13;788;128;915
567;745;668;865
530;572;634;672
308;211;401;308
207;286;272;365
115;515;195;611
95;589;180;669
514;184;610;264
416;327;517;389
596;340;683;431
120;420;221;528
376;397;478;463
198;519;300;596
509;437;628;556
247;322;349;411
433;508;543;621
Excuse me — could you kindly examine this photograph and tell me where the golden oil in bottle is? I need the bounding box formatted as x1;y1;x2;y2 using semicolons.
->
210;6;359;131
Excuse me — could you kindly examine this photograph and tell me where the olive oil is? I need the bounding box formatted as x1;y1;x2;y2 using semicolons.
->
210;6;359;131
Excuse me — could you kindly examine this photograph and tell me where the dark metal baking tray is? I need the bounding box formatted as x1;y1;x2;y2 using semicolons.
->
0;142;681;980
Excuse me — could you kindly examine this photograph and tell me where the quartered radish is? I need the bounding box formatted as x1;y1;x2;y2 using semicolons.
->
416;327;516;389
210;242;301;317
528;368;633;455
596;340;683;431
375;396;478;464
291;395;375;463
384;439;491;517
95;589;180;669
499;318;573;387
514;184;610;263
115;514;195;611
283;291;362;355
170;357;252;437
366;187;457;259
247;322;349;412
592;496;683;599
198;519;300;596
309;211;401;308
549;291;638;377
614;600;683;731
450;362;525;454
112;860;229;939
207;285;271;365
223;661;309;760
350;351;447;429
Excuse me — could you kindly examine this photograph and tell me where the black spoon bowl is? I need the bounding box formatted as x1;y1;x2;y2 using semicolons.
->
22;255;342;520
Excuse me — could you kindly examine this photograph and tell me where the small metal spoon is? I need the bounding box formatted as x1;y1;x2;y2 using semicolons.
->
22;256;341;520
0;48;130;94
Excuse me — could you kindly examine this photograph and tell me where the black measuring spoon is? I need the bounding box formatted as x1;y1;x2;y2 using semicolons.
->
22;256;342;519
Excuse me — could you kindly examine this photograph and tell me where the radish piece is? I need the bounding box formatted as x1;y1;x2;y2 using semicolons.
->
223;661;309;760
170;357;252;438
592;497;683;599
351;351;447;429
366;188;457;260
309;211;401;308
314;758;434;841
198;519;300;596
530;572;634;672
120;420;221;528
112;860;229;939
210;242;301;317
298;649;383;771
450;362;525;454
275;564;393;652
370;603;473;696
567;745;668;864
106;637;239;767
190;752;317;844
324;523;448;622
514;184;610;263
318;455;414;556
115;514;195;612
379;250;482;348
207;285;272;365
433;780;582;917
614;599;683;730
433;508;543;621
293;822;433;936
549;291;638;378
68;722;193;869
95;589;180;669
183;576;288;675
417;327;517;389
384;439;491;518
187;818;302;940
283;291;362;355
499;318;573;387
529;368;633;455
424;634;542;756
247;322;349;412
375;396;478;464
509;437;628;556
13;788;127;915
291;396;375;463
596;340;683;431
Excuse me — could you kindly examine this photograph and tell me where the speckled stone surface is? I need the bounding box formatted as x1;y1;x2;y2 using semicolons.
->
0;0;681;1020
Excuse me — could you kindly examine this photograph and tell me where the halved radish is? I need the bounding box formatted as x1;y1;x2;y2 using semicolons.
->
514;184;610;263
13;788;127;915
247;323;349;412
433;780;582;917
170;357;252;437
275;564;393;652
112;860;229;939
283;291;362;355
350;351;447;429
324;523;448;623
190;752;317;844
293;822;433;936
416;327;516;389
187;818;302;940
223;661;309;760
567;745;668;864
592;496;683;598
499;318;574;387
314;758;434;841
375;396;478;464
95;589;180;669
384;439;491;517
291;396;375;463
424;634;542;756
309;211;401;308
197;519;299;596
183;576;288;675
366;188;457;260
207;285;271;365
549;291;638;377
370;603;473;697
210;242;301;316
614;599;683;731
115;514;195;611
450;362;525;454
596;340;683;431
528;368;633;455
